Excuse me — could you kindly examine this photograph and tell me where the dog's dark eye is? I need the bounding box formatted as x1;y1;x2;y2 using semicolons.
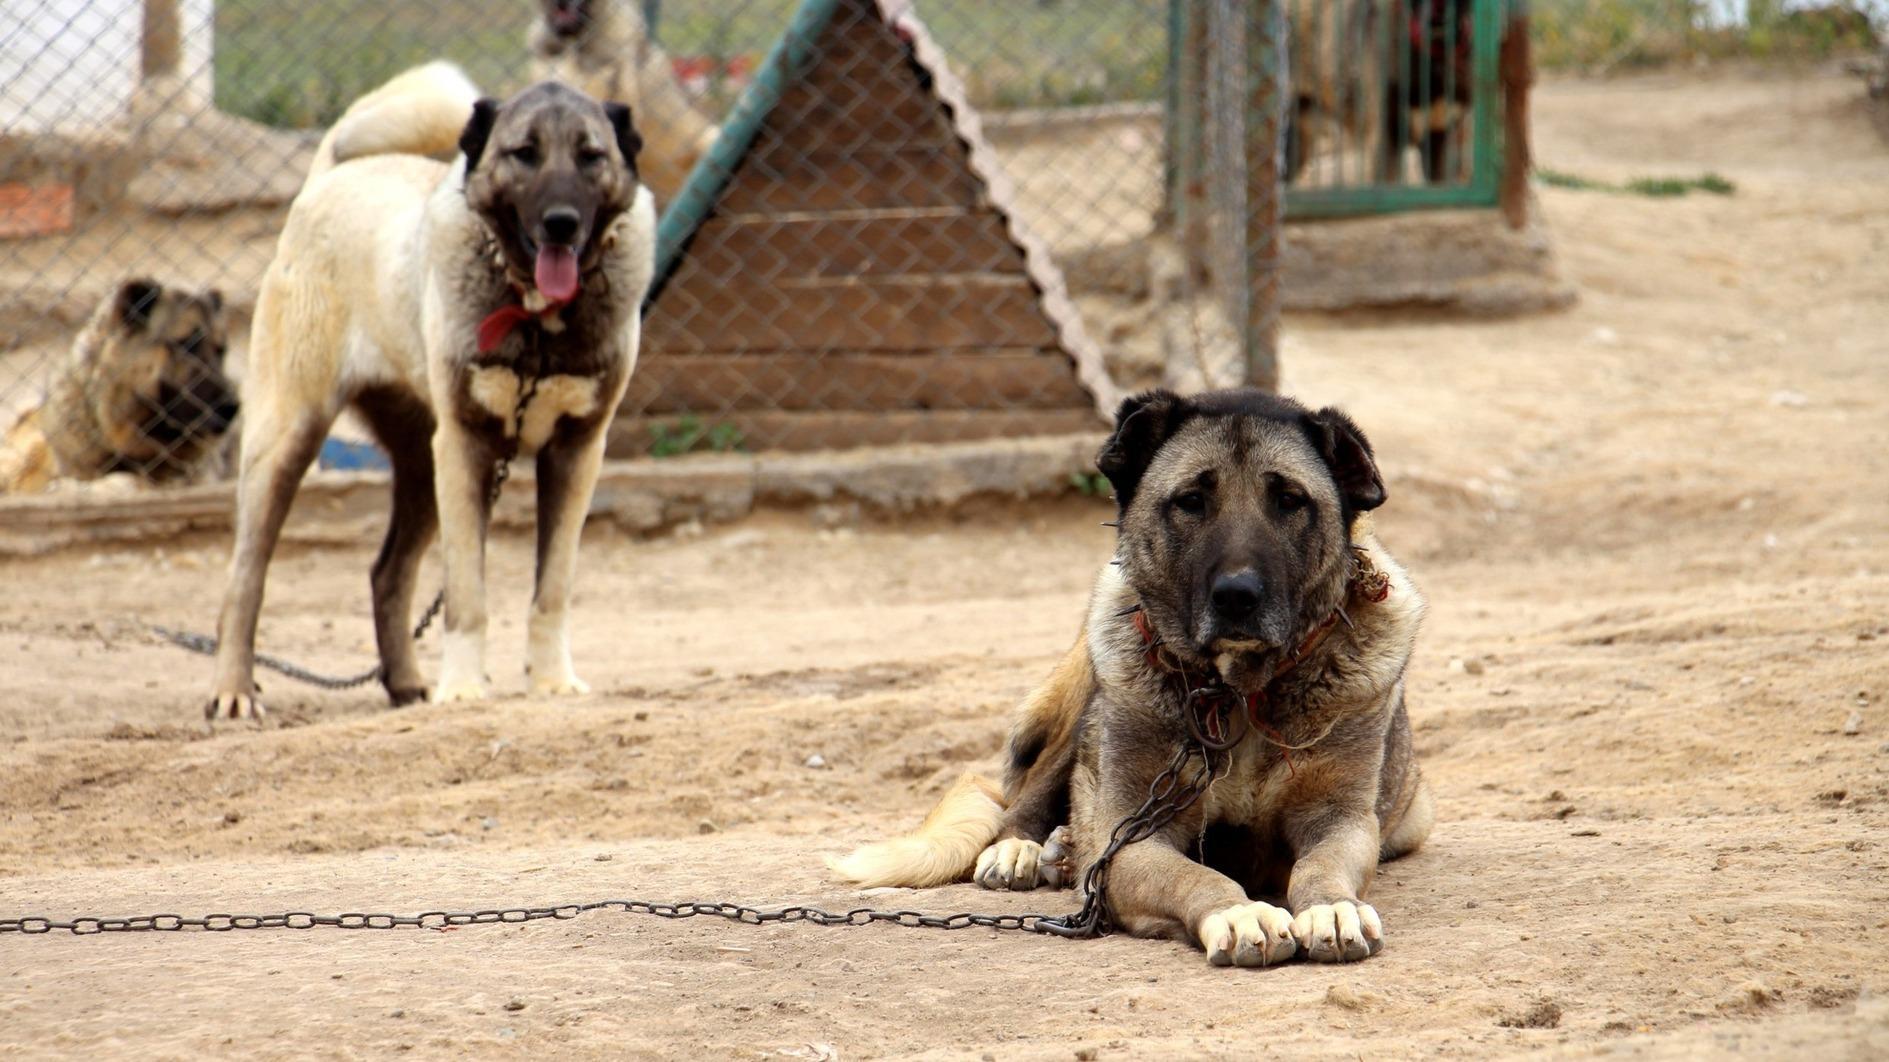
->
1275;488;1309;514
1172;490;1207;515
578;146;607;166
508;145;540;166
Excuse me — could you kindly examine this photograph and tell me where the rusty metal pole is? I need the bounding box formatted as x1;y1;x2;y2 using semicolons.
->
1499;3;1535;230
1177;1;1208;294
142;0;183;82
1242;0;1286;392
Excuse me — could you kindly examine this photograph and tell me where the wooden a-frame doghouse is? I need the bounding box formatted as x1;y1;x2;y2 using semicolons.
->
619;0;1118;454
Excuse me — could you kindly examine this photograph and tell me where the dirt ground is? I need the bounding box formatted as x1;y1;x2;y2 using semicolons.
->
4;68;1888;1059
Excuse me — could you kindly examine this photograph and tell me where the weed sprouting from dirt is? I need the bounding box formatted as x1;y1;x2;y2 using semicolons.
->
1069;471;1112;499
649;415;746;458
1538;168;1736;198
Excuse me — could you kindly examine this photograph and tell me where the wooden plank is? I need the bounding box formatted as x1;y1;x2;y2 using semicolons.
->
795;1;936;102
740;4;959;154
768;70;953;150
683;211;1026;280
608;408;1103;457
622;351;1090;414
715;148;983;214
889;0;1122;418
644;273;1057;352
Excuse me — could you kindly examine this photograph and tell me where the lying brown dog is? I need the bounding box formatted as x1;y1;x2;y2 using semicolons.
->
835;389;1433;967
0;278;236;494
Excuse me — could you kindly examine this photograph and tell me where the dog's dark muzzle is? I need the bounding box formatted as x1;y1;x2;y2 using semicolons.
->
1197;568;1295;654
145;376;239;444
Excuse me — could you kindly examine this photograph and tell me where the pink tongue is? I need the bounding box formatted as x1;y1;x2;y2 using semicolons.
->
535;245;579;302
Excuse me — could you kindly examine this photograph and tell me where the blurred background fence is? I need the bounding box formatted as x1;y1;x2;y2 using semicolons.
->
0;0;1539;481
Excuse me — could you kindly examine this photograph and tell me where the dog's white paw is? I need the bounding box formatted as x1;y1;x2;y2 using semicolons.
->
1199;901;1297;968
433;678;489;704
530;672;591;697
974;838;1047;891
205;692;265;722
1290;901;1383;963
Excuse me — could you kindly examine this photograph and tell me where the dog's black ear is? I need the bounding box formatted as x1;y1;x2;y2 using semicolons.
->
114;278;162;331
1305;406;1387;514
459;98;500;170
1096;389;1191;511
604;101;642;177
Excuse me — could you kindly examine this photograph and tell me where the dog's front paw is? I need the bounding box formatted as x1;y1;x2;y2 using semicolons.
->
1199;901;1297;968
432;678;489;704
1290;901;1383;963
385;685;429;707
529;671;591;697
205;691;265;722
1038;825;1075;888
975;837;1048;891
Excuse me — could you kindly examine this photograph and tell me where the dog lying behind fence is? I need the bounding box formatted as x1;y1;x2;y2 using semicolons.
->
0;278;238;494
1287;0;1475;185
834;389;1433;967
529;0;719;203
205;61;656;719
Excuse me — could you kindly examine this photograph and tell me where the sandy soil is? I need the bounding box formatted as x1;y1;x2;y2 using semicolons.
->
4;68;1889;1059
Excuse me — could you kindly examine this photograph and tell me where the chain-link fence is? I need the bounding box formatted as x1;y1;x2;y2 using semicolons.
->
4;0;1305;487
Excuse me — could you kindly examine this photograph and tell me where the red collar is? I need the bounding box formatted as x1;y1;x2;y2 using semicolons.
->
477;288;573;354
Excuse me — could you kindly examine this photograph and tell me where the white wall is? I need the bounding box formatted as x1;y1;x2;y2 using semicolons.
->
0;0;215;134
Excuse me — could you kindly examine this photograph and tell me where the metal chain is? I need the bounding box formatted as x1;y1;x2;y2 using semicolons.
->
0;900;1080;936
145;348;542;691
4;704;1230;942
1042;734;1225;938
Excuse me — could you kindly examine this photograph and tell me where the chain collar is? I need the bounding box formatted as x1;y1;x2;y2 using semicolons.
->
1128;545;1392;764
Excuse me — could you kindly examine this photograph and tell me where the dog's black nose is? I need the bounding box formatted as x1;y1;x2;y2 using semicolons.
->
542;206;582;244
1210;570;1264;622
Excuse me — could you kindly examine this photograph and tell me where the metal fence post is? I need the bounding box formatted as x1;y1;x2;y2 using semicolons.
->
1242;0;1285;392
1159;0;1184;227
142;0;183;81
1177;0;1208;296
1500;1;1535;229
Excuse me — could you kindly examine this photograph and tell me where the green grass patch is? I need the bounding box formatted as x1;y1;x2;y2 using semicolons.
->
1069;471;1112;498
1536;168;1611;192
213;0;1168;129
215;0;527;128
1531;0;1884;72
648;415;745;458
1537;167;1736;198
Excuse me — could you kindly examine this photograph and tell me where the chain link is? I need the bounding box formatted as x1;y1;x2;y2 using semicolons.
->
1046;735;1225;938
2;899;1083;938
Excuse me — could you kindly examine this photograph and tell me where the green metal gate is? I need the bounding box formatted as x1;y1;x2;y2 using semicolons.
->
1271;0;1511;219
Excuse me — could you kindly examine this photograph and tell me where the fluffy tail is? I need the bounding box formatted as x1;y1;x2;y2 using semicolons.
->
308;61;481;179
827;773;1005;889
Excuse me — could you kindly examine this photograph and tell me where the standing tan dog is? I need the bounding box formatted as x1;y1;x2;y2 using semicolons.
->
206;62;656;719
834;389;1433;967
529;0;719;202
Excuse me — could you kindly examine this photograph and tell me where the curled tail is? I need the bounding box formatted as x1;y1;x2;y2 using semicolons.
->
827;773;1005;889
307;61;480;179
